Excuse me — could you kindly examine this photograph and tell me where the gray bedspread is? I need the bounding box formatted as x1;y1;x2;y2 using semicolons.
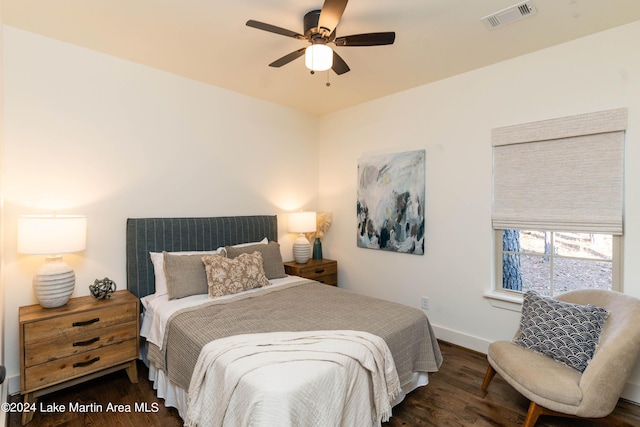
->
147;280;443;392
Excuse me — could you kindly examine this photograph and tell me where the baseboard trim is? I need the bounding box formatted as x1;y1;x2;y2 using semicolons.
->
432;324;492;354
621;381;640;404
431;323;640;404
6;375;19;397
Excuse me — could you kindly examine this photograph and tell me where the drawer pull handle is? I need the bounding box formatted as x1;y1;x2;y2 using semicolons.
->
315;269;325;274
73;357;100;368
73;337;100;347
73;318;100;327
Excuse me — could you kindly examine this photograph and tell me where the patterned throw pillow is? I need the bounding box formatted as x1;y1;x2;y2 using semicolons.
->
202;252;271;298
514;291;609;372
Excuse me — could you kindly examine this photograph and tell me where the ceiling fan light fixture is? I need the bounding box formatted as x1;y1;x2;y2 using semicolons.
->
305;44;333;71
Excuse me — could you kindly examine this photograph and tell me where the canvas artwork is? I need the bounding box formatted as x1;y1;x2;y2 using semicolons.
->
357;149;426;255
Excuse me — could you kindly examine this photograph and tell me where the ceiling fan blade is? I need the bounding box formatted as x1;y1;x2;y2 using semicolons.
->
246;20;305;40
317;0;349;36
332;51;350;75
269;48;306;68
334;32;396;47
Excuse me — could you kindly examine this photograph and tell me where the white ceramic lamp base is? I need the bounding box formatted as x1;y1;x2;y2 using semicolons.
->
33;255;75;308
293;235;311;264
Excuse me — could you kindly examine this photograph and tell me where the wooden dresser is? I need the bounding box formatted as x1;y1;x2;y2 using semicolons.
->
19;290;139;424
283;258;338;286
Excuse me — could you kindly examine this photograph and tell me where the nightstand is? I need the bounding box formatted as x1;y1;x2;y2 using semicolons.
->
19;290;139;424
283;258;338;286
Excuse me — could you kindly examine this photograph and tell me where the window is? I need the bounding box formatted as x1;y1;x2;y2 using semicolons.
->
491;108;626;297
496;229;622;297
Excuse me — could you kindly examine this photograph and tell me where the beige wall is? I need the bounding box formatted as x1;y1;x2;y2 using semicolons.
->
1;26;319;394
318;20;640;401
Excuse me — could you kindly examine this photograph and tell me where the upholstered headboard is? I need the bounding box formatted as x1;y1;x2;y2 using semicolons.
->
126;215;278;299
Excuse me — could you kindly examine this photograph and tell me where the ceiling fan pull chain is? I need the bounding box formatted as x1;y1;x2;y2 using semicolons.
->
326;71;331;87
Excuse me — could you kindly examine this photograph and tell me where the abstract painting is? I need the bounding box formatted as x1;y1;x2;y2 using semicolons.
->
357;149;425;255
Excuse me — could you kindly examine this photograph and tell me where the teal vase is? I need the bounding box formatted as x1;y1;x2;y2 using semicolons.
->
312;238;323;260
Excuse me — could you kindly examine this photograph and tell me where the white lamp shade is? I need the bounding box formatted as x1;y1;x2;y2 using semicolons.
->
305;44;333;71
18;215;87;255
288;212;317;233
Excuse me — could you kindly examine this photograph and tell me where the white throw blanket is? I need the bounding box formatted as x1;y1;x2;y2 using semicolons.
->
185;330;401;427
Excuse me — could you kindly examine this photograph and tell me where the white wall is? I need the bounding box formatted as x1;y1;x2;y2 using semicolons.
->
1;26;319;393
318;20;640;401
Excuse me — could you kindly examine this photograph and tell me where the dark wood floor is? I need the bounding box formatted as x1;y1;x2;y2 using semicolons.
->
7;341;640;426
385;342;640;427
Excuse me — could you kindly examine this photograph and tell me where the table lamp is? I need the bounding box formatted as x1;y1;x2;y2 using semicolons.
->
18;215;87;308
288;212;316;264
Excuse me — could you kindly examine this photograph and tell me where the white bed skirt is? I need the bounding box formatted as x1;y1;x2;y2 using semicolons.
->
141;341;429;421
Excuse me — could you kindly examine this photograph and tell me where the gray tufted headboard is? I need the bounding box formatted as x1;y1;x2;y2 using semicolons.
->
126;215;278;299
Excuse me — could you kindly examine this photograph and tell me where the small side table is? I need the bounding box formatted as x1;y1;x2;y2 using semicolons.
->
283;258;338;286
19;290;139;424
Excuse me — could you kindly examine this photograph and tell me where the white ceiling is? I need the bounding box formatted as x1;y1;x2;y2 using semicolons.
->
4;0;640;116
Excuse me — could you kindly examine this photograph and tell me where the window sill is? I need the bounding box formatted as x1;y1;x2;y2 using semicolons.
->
484;290;523;312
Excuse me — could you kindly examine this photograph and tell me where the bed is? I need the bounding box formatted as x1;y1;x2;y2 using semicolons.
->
126;215;442;426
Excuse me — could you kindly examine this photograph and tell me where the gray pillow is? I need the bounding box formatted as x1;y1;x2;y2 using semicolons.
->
514;291;609;372
163;252;209;299
224;241;286;279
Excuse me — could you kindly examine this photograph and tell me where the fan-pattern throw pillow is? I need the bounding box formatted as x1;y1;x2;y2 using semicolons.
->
514;291;609;372
202;252;271;298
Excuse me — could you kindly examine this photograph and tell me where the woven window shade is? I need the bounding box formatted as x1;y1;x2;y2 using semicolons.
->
492;108;626;234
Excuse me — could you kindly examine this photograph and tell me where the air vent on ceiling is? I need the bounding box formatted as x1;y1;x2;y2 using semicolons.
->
481;1;537;30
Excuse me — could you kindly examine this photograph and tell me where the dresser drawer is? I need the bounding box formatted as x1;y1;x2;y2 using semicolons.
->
295;263;337;281
23;339;138;392
23;302;138;346
283;259;338;286
24;321;138;367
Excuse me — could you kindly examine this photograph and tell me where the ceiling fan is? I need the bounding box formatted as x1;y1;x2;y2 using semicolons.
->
246;0;395;76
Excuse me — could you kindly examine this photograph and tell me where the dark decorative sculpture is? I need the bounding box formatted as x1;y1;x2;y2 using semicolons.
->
89;277;117;299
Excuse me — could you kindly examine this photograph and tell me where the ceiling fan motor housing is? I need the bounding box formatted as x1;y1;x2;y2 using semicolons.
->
304;10;323;36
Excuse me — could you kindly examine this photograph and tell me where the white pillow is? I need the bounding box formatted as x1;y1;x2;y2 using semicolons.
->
149;238;268;296
219;237;268;256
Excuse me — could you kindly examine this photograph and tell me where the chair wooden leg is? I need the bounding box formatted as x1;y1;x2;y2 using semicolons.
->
524;401;588;426
482;365;573;427
481;364;496;390
523;402;544;427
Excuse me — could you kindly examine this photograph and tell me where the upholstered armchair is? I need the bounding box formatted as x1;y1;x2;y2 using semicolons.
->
482;289;640;427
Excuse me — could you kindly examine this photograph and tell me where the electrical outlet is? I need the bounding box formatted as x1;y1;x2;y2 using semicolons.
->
421;296;429;310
